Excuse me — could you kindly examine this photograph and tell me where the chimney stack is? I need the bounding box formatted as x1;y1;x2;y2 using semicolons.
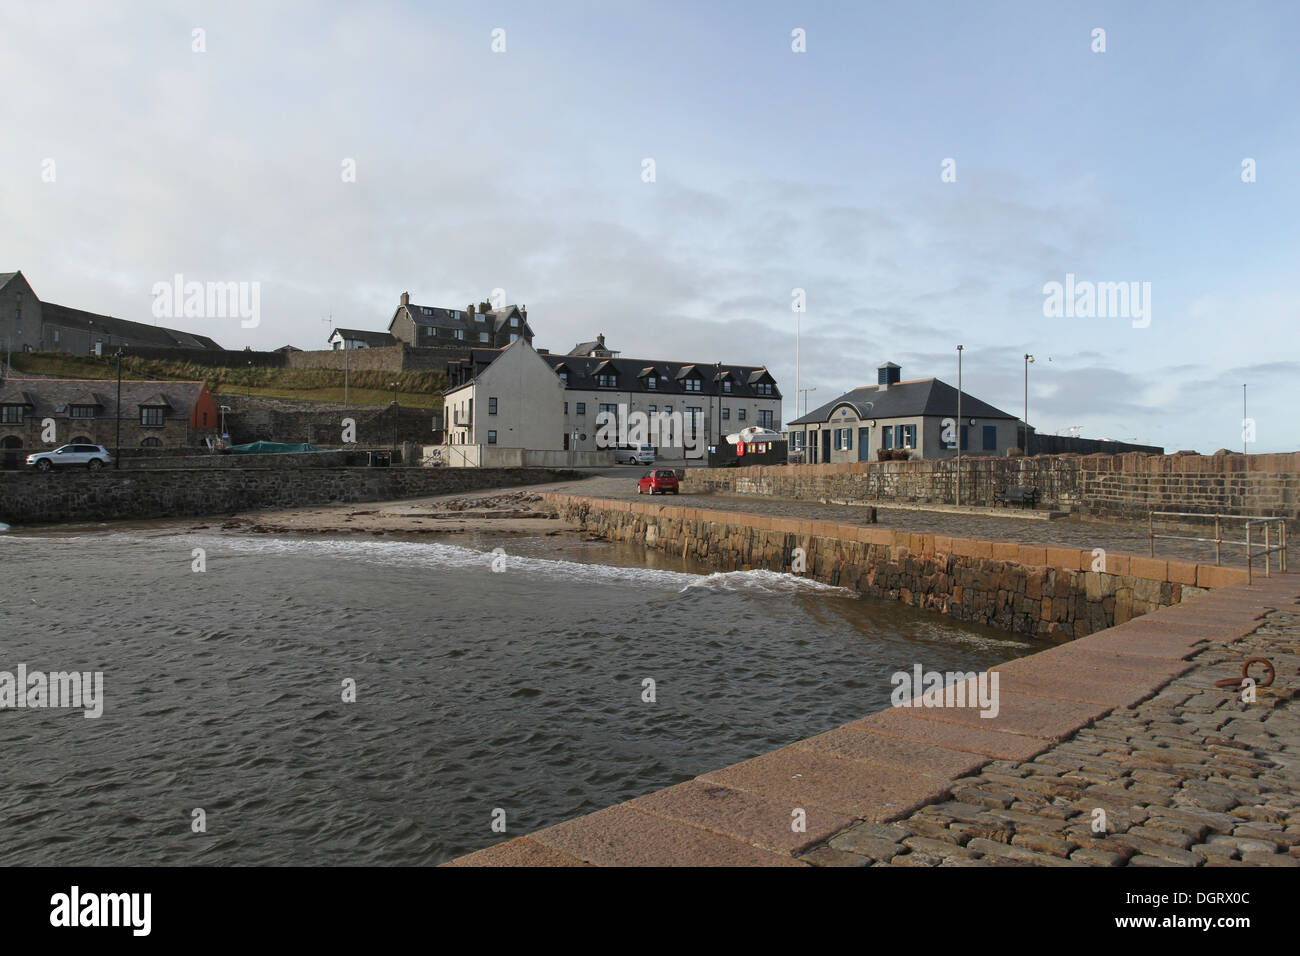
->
400;291;409;307
597;333;605;347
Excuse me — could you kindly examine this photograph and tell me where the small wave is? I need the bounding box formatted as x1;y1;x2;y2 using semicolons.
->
679;568;857;596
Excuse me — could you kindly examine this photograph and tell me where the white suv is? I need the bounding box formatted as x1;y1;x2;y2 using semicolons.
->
27;444;113;472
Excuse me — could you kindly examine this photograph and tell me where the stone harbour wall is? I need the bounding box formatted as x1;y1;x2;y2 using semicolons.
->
543;494;1249;640
684;452;1300;525
0;467;578;525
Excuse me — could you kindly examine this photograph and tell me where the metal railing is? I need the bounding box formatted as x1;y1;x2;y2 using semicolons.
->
1148;511;1289;571
1246;518;1287;583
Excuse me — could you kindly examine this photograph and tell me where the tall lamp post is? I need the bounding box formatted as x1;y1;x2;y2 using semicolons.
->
714;362;722;449
1242;384;1247;456
114;347;126;469
1023;353;1034;453
956;345;963;506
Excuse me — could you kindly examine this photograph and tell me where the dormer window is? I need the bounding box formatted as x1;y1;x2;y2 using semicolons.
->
597;373;617;388
722;380;732;393
70;405;96;419
684;377;702;392
756;383;773;396
559;371;568;385
1;405;23;424
422;307;433;315
510;316;519;327
646;376;657;389
140;407;164;427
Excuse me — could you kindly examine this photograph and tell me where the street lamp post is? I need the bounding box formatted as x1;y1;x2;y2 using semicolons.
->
114;347;126;469
1023;353;1035;453
956;345;963;506
391;382;400;460
1242;384;1247;456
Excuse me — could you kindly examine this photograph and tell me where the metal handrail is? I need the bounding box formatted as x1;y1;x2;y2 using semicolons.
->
1148;511;1287;567
1246;518;1288;584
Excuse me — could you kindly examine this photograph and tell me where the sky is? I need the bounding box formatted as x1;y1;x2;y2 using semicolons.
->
1;0;1297;451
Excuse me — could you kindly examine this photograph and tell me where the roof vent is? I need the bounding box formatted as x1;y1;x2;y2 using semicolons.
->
878;362;901;389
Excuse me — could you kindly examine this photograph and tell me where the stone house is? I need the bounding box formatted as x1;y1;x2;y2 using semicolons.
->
0;377;219;462
387;292;534;351
787;362;1020;463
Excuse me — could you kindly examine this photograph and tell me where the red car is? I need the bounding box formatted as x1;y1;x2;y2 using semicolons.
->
637;469;679;495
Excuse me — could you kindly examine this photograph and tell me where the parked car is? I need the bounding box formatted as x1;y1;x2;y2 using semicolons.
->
637;469;679;495
26;444;113;472
616;443;656;465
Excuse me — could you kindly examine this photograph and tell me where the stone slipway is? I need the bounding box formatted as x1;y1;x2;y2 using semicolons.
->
446;497;1295;867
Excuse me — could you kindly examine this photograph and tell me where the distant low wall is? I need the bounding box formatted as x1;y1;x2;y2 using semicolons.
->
0;467;579;525
544;494;1246;640
684;452;1300;525
423;444;614;468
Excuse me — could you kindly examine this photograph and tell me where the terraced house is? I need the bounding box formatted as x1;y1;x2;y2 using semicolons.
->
444;335;781;461
0;377;219;466
787;362;1020;463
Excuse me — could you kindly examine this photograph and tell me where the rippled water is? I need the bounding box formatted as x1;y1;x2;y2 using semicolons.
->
0;526;1041;865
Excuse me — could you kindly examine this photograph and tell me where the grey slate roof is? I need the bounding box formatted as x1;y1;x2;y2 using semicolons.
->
41;302;223;350
331;327;397;348
542;353;777;398
789;378;1016;425
0;378;207;421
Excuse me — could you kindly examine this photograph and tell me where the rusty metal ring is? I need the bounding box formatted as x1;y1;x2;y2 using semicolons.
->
1213;657;1275;689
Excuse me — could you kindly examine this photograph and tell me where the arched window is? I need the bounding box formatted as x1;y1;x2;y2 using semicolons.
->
140;437;162;448
71;435;92;444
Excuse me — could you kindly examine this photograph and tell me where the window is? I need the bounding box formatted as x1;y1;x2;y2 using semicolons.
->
454;329;465;340
140;437;162;447
510;316;519;327
843;427;852;450
722;380;732;393
487;430;497;444
597;373;617;387
559;371;568;385
564;402;568;415
756;383;773;396
140;407;164;427
882;426;893;450
833;430;842;451
509;333;518;343
599;403;618;429
738;408;746;421
576;402;585;415
721;407;730;420
983;425;997;451
684;377;701;392
646;376;657;389
899;424;916;449
1;405;23;424
664;404;673;415
423;307;433;315
488;397;498;415
70;405;95;419
479;332;489;343
759;410;773;429
476;314;485;323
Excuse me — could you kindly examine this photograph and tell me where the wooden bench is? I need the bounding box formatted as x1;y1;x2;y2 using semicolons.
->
995;485;1038;509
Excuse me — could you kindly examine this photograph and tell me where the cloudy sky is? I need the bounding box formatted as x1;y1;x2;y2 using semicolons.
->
2;1;1297;451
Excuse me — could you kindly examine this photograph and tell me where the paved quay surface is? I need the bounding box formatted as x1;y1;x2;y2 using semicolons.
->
538;474;1254;568
447;573;1299;867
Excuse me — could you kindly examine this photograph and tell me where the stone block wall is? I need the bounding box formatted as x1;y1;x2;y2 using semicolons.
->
0;467;578;525
684;452;1300;526
543;494;1247;640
